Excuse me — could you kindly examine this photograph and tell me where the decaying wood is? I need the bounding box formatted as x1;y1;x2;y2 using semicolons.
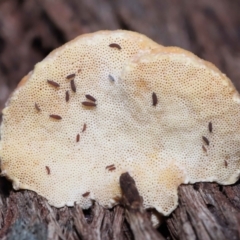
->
120;172;164;240
1;0;240;239
167;183;240;240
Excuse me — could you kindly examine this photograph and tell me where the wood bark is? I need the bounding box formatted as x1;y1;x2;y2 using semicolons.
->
1;0;240;239
120;172;164;240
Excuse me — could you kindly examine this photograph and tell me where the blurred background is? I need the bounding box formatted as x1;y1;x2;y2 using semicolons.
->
1;0;240;123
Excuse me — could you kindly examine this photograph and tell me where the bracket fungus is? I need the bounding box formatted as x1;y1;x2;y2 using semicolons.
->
0;30;240;217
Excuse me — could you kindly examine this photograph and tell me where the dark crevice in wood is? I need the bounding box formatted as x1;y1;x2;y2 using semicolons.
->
117;17;131;31
0;177;13;197
1;1;240;239
0;36;5;55
31;37;53;57
82;208;94;224
41;12;66;45
183;14;205;58
157;220;171;239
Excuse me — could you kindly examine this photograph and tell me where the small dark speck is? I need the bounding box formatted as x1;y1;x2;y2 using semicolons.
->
35;103;41;112
106;164;115;169
108;166;116;171
76;134;80;142
65;91;70;102
202;136;209;145
85;94;96;102
82;102;97;107
152;92;158;106
224;160;228;167
109;43;121;50
108;75;115;82
202;145;207;153
70;79;76;92
82;192;90;197
47;80;60;88
82;123;87;132
49;114;62;120
208;122;212;133
45;166;50;175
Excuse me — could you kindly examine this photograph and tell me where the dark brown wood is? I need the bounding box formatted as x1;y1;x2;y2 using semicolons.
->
1;0;240;239
166;183;240;240
120;172;165;240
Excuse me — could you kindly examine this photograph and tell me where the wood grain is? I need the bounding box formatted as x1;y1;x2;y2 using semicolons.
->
0;0;240;239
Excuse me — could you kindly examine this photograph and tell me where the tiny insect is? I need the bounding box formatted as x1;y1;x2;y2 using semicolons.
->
85;94;96;102
70;79;76;92
66;73;75;80
108;74;115;82
202;136;209;145
35;103;41;112
152;92;158;106
82;102;97;107
82;192;90;197
65;91;70;102
202;145;207;152
49;114;62;120
224;160;228;167
109;43;121;50
108;166;116;171
47;80;60;88
82;123;87;132
45;166;50;175
208;122;212;133
78;69;81;73
76;134;80;142
106;164;115;169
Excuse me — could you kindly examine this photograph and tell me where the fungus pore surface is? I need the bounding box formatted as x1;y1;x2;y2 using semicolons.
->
1;30;240;216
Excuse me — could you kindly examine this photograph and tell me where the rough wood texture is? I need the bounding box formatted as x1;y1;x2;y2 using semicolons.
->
1;0;240;239
120;172;164;240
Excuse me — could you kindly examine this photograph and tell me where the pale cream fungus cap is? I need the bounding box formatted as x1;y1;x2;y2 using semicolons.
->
0;30;240;216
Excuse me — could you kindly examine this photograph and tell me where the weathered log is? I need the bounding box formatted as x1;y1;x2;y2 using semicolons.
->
167;183;240;240
120;172;164;240
1;0;240;239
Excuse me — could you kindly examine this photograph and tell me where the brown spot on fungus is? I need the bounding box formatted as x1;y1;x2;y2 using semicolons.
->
81;102;97;107
106;164;115;169
1;30;240;218
65;91;70;102
225;160;228;167
108;166;116;172
152;92;158;106
202;145;207;153
202;136;210;146
70;79;76;93
45;166;50;175
76;134;80;142
47;80;60;88
66;73;75;80
208;122;212;133
82;123;87;132
82;192;90;197
34;103;41;112
109;43;121;50
49;114;62;120
85;94;96;102
108;74;115;82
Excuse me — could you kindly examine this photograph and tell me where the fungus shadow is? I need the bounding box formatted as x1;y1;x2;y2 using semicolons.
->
0;176;13;197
